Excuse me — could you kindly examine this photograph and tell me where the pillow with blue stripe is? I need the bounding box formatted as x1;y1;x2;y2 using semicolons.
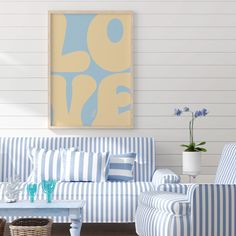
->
61;150;110;182
27;147;64;182
108;152;137;181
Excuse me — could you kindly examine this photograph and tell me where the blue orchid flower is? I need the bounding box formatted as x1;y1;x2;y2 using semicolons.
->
174;109;182;116
174;106;208;152
195;110;203;117
183;107;190;112
202;108;208;116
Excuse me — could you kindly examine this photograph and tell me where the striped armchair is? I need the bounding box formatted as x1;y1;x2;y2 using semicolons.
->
135;143;236;236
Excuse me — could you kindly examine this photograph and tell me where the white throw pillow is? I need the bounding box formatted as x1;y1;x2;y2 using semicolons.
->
61;150;110;182
27;147;63;182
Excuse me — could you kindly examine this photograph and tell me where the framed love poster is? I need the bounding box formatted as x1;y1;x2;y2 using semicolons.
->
49;11;133;128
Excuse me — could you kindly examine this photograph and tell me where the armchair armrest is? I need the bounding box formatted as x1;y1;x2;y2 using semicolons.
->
139;191;190;216
152;169;180;187
158;183;198;199
158;183;189;194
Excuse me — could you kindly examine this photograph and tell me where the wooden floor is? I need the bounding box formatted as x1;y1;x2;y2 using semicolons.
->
5;223;137;236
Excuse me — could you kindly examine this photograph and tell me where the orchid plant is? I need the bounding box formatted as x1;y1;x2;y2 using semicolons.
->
174;107;208;152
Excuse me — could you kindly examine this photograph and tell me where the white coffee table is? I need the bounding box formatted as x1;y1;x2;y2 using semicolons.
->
0;200;85;236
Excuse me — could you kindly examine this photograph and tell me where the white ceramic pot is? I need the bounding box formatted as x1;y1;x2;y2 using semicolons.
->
182;151;201;177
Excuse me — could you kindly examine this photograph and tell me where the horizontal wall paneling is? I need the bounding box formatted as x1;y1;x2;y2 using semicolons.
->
0;0;236;180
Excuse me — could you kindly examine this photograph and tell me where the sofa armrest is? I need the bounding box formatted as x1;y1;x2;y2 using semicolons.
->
152;169;180;187
139;191;190;216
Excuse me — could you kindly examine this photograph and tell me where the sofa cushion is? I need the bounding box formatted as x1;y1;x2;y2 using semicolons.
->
61;150;110;182
0;181;155;223
108;153;136;181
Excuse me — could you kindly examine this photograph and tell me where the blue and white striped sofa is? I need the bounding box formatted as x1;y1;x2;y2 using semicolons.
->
0;136;179;223
135;143;236;236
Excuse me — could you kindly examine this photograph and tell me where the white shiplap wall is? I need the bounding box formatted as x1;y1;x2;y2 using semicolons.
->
1;0;236;183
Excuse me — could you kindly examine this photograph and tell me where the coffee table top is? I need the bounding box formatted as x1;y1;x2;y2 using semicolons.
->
0;200;85;209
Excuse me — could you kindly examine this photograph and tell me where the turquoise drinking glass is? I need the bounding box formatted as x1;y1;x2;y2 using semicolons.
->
41;180;56;203
27;183;37;203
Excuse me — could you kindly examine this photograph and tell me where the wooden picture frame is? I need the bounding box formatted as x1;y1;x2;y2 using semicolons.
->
48;11;133;128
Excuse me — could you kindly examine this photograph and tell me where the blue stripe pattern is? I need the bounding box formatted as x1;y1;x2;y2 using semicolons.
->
139;191;190;215
191;184;236;236
215;143;236;184
27;148;63;182
136;144;236;236
0;136;187;224
0;181;155;223
108;152;136;181
157;183;190;194
62;150;110;182
136;191;191;236
0;137;155;182
136;184;236;236
152;169;180;187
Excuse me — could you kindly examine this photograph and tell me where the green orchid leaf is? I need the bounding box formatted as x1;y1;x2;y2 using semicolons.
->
181;144;189;148
195;147;207;152
200;148;207;152
196;141;206;146
189;143;196;149
186;146;195;152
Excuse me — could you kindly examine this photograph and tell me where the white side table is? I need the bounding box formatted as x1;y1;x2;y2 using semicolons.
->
0;200;85;236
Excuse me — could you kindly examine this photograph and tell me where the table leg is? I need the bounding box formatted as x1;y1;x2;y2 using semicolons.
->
70;217;82;236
